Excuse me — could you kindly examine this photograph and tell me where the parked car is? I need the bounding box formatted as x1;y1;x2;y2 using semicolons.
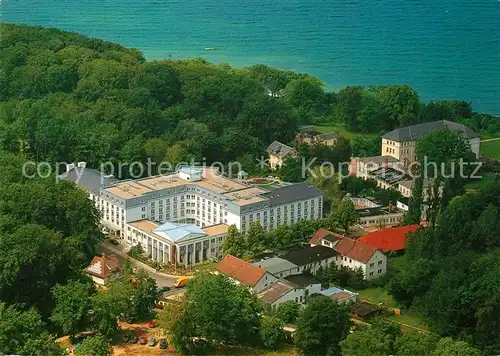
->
139;336;148;345
122;333;130;342
157;286;171;293
174;276;190;288
148;337;157;347
159;339;168;349
148;320;156;328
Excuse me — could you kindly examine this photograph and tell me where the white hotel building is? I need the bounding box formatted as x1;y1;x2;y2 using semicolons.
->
60;165;324;258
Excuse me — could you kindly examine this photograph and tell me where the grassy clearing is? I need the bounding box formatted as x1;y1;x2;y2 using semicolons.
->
480;140;500;160
355;287;398;308
313;124;378;140
386;311;429;332
464;173;497;190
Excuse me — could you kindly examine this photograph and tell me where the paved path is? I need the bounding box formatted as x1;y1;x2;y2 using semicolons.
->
97;242;179;287
480;137;500;142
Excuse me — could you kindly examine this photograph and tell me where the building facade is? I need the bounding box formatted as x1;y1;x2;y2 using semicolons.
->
60;166;323;239
126;220;228;267
310;229;388;280
266;141;296;169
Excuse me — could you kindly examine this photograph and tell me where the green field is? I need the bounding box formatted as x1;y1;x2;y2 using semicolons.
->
355;287;398;308
313;124;378;140
386;312;430;332
480;140;500;160
464;173;497;190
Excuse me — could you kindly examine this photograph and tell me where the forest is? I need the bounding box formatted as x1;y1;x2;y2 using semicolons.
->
1;23;498;178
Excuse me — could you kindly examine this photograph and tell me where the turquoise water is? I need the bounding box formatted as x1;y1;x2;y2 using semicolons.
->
1;0;499;113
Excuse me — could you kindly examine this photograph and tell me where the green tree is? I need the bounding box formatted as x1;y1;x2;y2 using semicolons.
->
434;337;482;356
275;301;300;324
294;296;351;355
260;316;285;350
332;199;360;234
246;221;267;255
0;303;60;355
222;225;247;258
160;272;262;353
340;320;400;356
50;279;95;338
376;85;420;128
394;332;439;355
74;335;112;356
91;284;130;338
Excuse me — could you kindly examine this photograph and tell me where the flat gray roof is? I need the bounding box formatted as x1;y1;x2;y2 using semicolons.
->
382;120;479;142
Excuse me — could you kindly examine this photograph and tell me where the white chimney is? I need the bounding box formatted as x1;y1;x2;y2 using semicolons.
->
77;161;87;168
66;163;75;172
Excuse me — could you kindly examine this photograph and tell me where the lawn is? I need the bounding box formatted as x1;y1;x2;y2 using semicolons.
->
355;287;398;308
386;311;429;332
313;123;378;140
480;140;500;160
464;173;497;191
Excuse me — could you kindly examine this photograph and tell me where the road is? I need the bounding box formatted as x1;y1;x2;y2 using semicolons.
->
97;244;178;287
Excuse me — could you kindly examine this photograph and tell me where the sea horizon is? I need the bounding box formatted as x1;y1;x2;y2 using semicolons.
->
1;0;499;114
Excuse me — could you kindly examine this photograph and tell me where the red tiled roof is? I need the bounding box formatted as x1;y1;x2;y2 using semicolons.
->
84;253;120;279
311;228;380;264
357;225;419;252
216;255;266;287
335;238;379;264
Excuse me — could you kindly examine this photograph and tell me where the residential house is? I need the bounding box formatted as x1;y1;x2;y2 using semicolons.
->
84;253;121;286
252;257;299;279
319;286;358;304
310;228;387;280
295;128;340;147
257;274;321;308
284;274;322;301
266;141;296;169
126;220;228;266
280;245;338;275
216;254;278;292
258;280;304;308
357;224;419;253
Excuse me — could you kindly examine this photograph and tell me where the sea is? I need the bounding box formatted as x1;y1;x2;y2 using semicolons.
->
1;0;499;114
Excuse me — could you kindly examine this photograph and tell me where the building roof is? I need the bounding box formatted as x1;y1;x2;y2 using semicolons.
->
178;166;202;175
128;220;211;244
357;205;403;218
334;238;379;264
266;141;295;158
263;182;322;206
281;245;337;266
309;228;344;245
84;254;120;279
382;120;479;142
202;224;229;236
310;228;381;264
153;222;206;243
316;132;339;141
253;257;298;275
58;166;118;195
216;255;266;287
369;167;411;186
103;167;248;199
357;224;419;252
319;286;343;296
284;274;319;287
357;155;399;165
257;280;296;304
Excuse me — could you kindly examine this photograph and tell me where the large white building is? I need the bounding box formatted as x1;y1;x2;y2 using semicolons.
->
126;220;229;267
60;165;324;240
